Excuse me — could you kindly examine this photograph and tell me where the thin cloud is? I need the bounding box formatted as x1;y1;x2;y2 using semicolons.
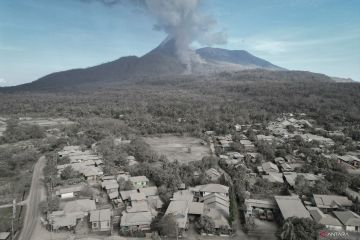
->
229;31;360;55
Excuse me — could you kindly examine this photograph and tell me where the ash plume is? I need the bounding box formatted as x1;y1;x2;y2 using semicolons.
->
83;0;227;71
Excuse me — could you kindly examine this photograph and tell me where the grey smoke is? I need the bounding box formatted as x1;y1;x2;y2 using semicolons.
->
83;0;227;70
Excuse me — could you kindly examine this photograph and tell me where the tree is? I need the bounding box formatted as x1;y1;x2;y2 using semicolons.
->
294;175;311;196
279;217;324;240
124;180;134;191
280;218;296;240
229;186;238;224
286;125;296;133
60;166;80;180
325;171;349;194
353;197;360;214
195;215;215;234
311;180;330;195
158;214;178;237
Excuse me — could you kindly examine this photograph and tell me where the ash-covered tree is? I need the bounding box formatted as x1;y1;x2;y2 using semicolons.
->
60;166;80;180
294;175;311;196
279;217;324;240
229;186;238;224
158;213;178;237
195;215;215;234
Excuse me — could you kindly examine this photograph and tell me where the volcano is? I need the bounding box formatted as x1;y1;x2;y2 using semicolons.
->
2;38;293;91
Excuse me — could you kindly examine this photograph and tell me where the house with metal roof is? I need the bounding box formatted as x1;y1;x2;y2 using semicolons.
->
313;194;353;213
274;195;311;220
55;184;84;199
194;184;229;197
261;162;279;174
90;209;112;232
129;176;149;189
333;211;360;232
307;206;343;231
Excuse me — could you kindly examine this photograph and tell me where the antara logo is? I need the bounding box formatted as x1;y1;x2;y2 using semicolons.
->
319;230;350;238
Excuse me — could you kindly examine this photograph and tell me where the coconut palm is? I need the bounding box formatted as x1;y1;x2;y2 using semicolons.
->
280;218;296;240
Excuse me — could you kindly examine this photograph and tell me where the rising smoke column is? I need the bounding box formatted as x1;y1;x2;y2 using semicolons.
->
83;0;227;71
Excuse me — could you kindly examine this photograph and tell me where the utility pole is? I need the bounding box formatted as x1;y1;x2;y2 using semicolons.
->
49;175;53;240
12;199;16;240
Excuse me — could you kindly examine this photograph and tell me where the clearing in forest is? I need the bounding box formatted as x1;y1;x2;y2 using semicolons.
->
143;135;211;164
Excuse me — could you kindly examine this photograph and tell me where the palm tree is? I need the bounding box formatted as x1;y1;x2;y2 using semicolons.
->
280;218;296;240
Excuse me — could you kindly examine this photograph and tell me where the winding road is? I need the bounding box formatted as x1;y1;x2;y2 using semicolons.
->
17;156;46;240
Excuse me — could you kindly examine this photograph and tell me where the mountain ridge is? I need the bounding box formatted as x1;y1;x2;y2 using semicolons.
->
0;38;337;91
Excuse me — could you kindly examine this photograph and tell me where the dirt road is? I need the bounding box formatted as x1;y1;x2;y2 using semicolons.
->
18;156;47;240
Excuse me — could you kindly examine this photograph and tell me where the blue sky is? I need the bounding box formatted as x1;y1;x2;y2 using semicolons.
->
0;0;359;86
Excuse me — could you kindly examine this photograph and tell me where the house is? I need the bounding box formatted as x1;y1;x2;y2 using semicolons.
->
333;211;360;232
129;192;147;202
0;232;10;240
194;184;229;198
299;134;335;147
261;162;279;174
101;179;119;194
313;194;353;213
138;186;158;197
48;211;79;231
120;201;154;233
164;190;203;235
120;211;153;232
307;207;343;231
55;185;84;199
129;176;149;189
256;135;274;142
82;166;103;182
108;191;119;200
203;193;229;213
245;199;277;219
262;172;284;184
189;202;205;217
227;152;244;159
337;155;360;168
274;195;311;220
205;168;222;182
165;200;190;232
283;172;322;188
90;209;112;232
202;194;230;233
219;139;232;149
240;140;255;152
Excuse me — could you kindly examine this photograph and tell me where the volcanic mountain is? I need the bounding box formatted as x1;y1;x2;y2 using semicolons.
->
2;38;333;91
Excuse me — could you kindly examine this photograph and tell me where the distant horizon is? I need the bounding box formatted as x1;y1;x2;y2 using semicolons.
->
1;0;359;86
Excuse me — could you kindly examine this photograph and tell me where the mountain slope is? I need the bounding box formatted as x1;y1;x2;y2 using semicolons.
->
1;39;322;91
197;47;284;70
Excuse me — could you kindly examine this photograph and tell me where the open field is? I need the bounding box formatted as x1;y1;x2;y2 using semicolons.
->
19;117;75;128
143;135;211;164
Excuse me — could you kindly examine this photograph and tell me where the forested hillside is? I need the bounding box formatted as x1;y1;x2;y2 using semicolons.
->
0;72;359;137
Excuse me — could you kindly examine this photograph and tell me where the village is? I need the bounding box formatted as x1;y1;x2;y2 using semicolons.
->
0;113;360;240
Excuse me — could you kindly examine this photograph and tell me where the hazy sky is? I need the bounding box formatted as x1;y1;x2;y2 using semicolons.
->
0;0;359;86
